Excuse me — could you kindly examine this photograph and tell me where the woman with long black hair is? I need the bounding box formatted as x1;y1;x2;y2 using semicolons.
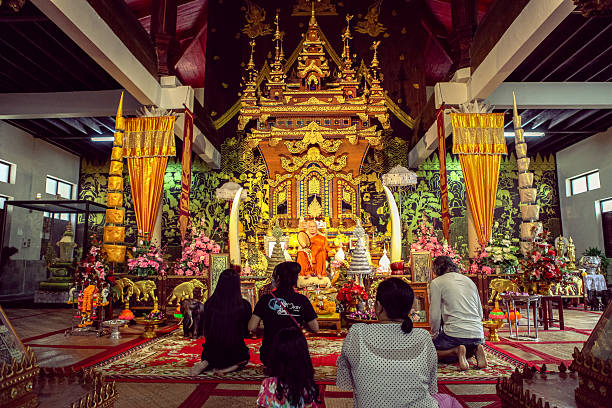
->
257;327;322;407
190;268;252;375
336;278;461;408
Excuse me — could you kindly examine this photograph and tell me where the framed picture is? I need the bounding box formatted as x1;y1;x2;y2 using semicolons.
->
410;250;432;283
209;253;230;295
411;282;430;331
0;305;26;364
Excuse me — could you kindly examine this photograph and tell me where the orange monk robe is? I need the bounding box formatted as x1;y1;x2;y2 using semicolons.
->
297;234;330;277
297;251;314;277
310;234;330;277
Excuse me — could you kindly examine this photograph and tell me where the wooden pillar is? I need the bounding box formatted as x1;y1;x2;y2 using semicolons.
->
151;0;179;76
449;0;478;73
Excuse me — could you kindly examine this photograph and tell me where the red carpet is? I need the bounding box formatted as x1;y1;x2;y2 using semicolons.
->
95;329;523;384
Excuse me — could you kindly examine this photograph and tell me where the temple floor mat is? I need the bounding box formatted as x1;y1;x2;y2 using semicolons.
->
95;329;524;384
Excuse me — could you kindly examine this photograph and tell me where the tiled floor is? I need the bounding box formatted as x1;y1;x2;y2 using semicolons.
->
1;304;602;407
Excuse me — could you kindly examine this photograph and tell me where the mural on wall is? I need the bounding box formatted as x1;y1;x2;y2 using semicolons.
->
79;136;560;257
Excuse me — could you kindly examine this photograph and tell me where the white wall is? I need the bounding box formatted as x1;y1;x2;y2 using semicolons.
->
0;121;80;260
557;127;612;258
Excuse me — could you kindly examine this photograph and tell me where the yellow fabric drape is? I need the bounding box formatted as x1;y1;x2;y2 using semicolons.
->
459;154;501;245
123;116;176;240
127;156;168;239
451;112;507;246
451;113;506;155
123;116;176;158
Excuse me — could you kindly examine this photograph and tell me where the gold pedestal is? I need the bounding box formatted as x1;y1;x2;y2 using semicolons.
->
134;318;165;339
483;320;505;342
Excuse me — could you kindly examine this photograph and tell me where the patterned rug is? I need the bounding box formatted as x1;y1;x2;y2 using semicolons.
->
95;330;523;384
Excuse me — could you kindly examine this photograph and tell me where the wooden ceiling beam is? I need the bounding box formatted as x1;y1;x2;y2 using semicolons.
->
540;21;612;81
84;0;158;78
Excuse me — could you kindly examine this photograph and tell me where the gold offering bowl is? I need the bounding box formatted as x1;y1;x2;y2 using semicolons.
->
483;320;505;342
133;317;166;339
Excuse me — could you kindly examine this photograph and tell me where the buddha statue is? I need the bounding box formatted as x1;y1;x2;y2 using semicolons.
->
296;219;331;288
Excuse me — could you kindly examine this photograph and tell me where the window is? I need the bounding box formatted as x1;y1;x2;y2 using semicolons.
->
569;171;600;196
0;195;8;209
0;160;11;183
602;198;612;214
45;176;73;199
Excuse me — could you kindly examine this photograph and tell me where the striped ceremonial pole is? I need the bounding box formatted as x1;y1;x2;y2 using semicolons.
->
102;93;127;264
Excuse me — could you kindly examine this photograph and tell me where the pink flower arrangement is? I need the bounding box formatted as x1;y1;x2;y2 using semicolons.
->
175;221;222;276
127;241;167;277
410;215;465;272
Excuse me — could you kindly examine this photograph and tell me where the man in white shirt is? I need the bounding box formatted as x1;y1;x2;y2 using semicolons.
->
429;256;487;370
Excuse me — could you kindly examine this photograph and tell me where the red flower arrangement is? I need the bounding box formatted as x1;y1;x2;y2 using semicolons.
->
518;229;567;287
336;282;368;307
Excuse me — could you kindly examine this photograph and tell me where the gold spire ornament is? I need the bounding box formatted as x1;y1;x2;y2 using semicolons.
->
341;14;354;63
103;93;127;263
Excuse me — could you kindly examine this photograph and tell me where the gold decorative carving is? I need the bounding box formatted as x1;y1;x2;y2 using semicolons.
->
0;348;39;408
269;173;293;188
281;147;347;172
105;209;124;224
285;129;342;153
241;0;273;38
103;244;126;263
238;115;252;130
103;226;125;243
337;171;361;185
107;192;123;208
292;0;337;16
375;113;390;129
107;176;123;191
108;161;123;176
269;137;282;147
346;133;358;145
365;136;383;150
355;0;387;37
295;96;329;105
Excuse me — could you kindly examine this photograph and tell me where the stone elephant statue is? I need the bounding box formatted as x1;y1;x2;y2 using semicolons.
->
132;280;157;302
168;279;207;305
180;298;205;338
488;278;519;304
113;277;135;303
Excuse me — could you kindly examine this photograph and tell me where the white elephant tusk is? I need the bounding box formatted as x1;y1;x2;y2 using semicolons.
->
383;185;402;262
229;187;244;265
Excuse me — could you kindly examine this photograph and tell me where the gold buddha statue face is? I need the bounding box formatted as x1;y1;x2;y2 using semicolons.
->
306;220;318;236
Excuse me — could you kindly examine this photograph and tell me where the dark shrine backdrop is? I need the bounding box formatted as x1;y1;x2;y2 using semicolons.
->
78;135;561;257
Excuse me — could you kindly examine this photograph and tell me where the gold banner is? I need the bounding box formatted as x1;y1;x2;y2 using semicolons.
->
105;208;124;224
123;116;176;158
103;226;125;243
111;147;123;161
107;192;123;208
108;176;123;191
103;244;126;263
451;113;507;155
109;160;123;176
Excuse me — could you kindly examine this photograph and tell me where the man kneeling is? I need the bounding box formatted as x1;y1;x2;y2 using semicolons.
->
429;256;487;370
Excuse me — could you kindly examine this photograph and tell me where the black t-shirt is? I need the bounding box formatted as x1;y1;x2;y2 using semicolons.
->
253;289;317;365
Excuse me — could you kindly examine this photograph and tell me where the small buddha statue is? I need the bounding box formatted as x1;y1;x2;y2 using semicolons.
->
567;237;576;269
